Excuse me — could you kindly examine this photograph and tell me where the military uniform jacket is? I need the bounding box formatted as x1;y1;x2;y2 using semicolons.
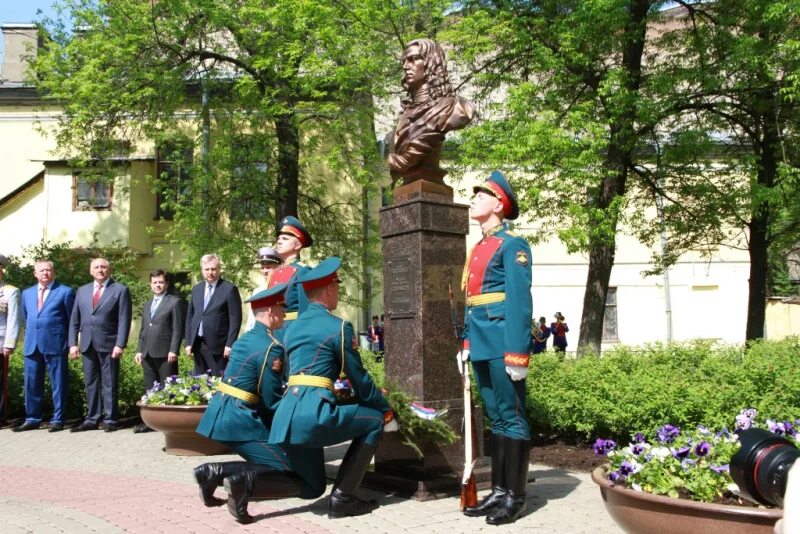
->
462;223;533;366
196;322;285;442
268;303;391;447
267;258;309;316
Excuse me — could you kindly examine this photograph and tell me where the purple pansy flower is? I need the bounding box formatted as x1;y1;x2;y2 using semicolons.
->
767;420;787;436
607;471;621;482
633;432;646;443
631;443;645;455
709;464;729;474
672;446;691;459
681;458;696;470
657;424;680;444
695;441;711;457
619;461;635;476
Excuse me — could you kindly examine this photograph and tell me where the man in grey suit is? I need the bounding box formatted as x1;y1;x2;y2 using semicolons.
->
134;270;186;433
68;257;132;432
0;254;22;426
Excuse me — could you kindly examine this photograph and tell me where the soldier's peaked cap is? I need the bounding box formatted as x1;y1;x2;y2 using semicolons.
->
473;170;519;220
245;283;288;310
298;257;341;291
277;216;313;248
257;246;281;264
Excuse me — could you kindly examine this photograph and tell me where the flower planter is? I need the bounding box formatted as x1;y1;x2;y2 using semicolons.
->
137;403;229;456
591;466;782;534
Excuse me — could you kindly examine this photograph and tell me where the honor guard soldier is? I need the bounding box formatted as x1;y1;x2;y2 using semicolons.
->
268;257;398;519
267;216;313;342
244;246;282;332
195;283;326;524
457;171;533;525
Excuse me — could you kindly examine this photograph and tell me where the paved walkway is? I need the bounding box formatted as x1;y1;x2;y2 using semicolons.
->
0;426;622;533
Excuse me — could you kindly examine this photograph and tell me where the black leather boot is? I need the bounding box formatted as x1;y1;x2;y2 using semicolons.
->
223;467;304;524
193;462;252;506
486;438;530;525
464;434;508;516
328;440;379;519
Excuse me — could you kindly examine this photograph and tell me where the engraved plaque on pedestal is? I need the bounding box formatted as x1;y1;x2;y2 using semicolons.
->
386;256;416;319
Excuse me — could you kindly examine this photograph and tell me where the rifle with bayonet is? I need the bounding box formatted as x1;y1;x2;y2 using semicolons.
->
449;283;478;510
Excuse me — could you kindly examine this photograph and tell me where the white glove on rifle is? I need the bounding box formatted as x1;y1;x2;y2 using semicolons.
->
384;419;399;432
505;365;528;381
456;349;470;376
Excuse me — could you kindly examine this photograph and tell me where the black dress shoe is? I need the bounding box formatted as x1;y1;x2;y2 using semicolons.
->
133;424;153;434
48;423;65;433
12;422;40;432
70;422;99;433
103;423;120;433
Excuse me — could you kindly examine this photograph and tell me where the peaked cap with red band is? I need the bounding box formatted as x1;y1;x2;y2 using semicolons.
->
277;216;313;248
245;282;288;310
473;170;519;220
298;256;341;291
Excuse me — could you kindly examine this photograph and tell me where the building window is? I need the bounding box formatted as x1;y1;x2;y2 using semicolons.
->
166;271;192;299
602;287;619;341
229;134;270;220
73;172;112;210
156;142;193;220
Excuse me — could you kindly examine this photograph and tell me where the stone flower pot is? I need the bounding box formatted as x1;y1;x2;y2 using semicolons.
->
591;466;782;534
137;402;229;456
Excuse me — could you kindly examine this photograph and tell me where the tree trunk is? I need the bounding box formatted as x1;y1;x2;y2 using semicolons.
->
274;112;300;221
746;117;778;341
576;0;648;354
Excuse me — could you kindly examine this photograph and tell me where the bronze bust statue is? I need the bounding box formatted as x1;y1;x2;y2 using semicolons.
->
388;39;475;187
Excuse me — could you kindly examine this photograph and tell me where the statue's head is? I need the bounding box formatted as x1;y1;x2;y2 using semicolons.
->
402;39;454;102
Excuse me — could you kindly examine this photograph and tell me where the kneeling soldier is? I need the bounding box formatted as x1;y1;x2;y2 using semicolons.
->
194;283;326;523
268;257;398;518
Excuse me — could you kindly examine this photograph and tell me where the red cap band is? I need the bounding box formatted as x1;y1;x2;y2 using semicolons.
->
484;181;511;218
280;225;307;247
301;272;339;291
249;294;286;311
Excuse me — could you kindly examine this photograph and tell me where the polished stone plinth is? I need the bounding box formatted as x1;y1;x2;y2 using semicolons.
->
367;193;489;499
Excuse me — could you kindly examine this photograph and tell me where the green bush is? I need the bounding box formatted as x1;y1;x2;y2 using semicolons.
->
528;338;800;442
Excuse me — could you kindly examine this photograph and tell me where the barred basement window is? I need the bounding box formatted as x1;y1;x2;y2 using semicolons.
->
602;287;619;341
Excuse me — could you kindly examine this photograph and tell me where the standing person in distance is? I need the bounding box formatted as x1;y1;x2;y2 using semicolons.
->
0;254;22;426
244;247;282;332
458;171;533;525
134;270;186;433
184;254;242;375
531;317;550;355
550;312;569;353
68;257;132;433
17;260;75;432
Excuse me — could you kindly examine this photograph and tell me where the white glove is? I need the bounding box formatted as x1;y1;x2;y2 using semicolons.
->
456;349;470;376
505;365;528;381
384;419;399;432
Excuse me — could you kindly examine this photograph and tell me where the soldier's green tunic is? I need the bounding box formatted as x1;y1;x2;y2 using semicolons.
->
269;302;390;447
196;321;325;498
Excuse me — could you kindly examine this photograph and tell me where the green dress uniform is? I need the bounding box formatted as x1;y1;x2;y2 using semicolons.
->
269;302;391;447
196;320;325;499
269;257;394;519
460;171;532;526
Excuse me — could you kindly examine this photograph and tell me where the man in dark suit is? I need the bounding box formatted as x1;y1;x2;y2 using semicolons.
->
16;260;73;432
68;257;132;433
133;269;186;433
185;253;242;375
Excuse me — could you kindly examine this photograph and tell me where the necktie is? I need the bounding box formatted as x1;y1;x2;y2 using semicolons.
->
38;286;45;311
92;284;103;308
203;283;214;310
150;297;161;318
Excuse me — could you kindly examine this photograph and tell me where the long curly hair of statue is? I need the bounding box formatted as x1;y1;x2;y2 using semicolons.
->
402;39;455;107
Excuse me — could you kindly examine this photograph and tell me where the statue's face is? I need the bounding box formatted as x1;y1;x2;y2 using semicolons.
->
402;44;426;91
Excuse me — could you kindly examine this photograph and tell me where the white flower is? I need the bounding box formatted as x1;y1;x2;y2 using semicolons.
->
650;447;671;461
727;482;741;496
631;483;643;492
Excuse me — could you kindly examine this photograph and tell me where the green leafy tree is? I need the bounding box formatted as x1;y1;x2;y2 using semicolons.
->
30;0;443;297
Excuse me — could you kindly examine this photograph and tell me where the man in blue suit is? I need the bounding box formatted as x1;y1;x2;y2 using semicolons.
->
16;260;75;432
68;257;132;432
